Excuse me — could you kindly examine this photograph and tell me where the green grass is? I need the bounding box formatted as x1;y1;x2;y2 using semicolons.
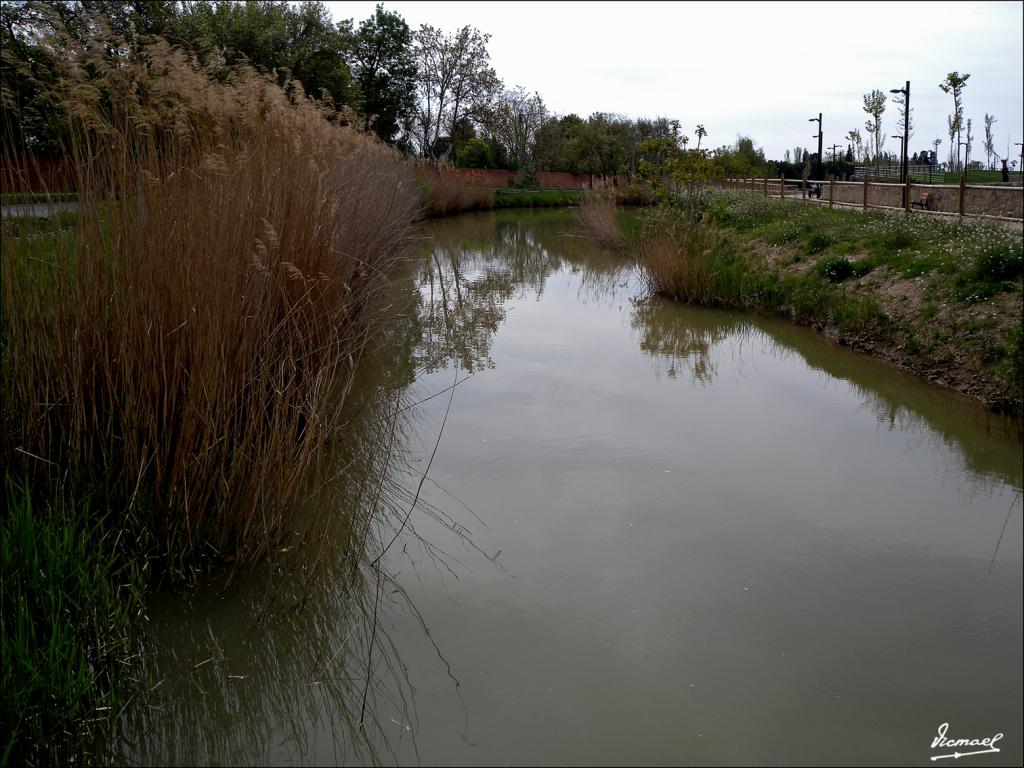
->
704;190;1022;289
492;189;582;209
941;170;1018;184
1;478;147;767
0;191;78;206
634;189;1023;414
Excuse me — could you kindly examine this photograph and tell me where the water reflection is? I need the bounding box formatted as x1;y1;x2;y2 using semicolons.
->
412;211;631;375
113;209;1022;766
106;275;474;765
630;298;750;385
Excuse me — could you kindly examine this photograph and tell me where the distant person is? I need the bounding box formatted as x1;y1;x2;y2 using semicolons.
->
1001;159;1010;182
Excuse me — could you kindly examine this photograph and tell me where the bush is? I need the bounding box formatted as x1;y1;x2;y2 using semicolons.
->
818;257;855;283
806;232;834;254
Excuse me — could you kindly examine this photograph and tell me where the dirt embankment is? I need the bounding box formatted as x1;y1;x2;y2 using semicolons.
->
740;234;1022;414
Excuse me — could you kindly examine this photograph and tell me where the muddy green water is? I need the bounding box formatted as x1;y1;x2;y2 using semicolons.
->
111;210;1023;766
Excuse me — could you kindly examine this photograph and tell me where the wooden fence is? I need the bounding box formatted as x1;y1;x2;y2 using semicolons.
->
719;175;1023;221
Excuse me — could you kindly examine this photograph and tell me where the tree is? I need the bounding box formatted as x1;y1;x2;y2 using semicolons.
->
350;4;416;143
862;89;886;167
170;1;357;109
481;86;547;169
695;124;706;152
964;117;973;170
983;113;997;170
891;90;913;140
938;71;969;171
946;114;956;168
408;24;500;158
456;136;497;168
845;129;864;163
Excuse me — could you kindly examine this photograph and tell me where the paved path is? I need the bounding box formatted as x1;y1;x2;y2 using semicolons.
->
1;201;78;219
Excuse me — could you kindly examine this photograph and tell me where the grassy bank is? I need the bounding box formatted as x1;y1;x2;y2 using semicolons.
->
493;188;582;209
0;191;77;205
1;38;421;764
1;480;147;766
587;191;1023;416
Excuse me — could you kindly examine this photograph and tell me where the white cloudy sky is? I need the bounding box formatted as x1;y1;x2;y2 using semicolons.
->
325;1;1024;163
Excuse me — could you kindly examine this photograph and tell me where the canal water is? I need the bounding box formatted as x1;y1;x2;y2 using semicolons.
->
109;209;1023;766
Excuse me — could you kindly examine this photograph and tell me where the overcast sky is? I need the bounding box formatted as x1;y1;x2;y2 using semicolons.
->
325;1;1024;164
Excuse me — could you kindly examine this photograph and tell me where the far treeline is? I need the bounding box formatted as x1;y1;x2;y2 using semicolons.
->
2;0;800;186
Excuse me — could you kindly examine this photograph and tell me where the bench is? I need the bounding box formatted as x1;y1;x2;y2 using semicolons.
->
911;192;933;210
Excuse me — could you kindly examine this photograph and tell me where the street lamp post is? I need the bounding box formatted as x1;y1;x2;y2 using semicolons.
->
892;134;906;205
808;113;823;170
889;81;910;184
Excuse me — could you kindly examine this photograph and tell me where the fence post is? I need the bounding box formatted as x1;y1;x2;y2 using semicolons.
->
862;176;868;211
751;176;755;194
828;175;834;208
779;174;784;199
763;175;768;196
905;176;912;213
802;178;807;200
958;174;966;217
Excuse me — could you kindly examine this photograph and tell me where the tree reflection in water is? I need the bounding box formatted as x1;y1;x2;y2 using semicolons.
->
107;209;1021;765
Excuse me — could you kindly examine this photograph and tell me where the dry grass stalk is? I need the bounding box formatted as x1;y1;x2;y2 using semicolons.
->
638;226;717;304
1;37;420;566
418;167;493;217
576;192;626;250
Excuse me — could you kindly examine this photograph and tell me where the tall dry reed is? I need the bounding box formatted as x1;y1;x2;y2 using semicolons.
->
576;192;626;250
1;38;421;565
419;166;494;217
637;225;718;304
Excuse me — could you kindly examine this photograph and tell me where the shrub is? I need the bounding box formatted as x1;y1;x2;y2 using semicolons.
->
818;257;855;283
806;232;834;254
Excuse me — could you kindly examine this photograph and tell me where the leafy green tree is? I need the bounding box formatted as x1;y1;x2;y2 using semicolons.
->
456;136;495;167
172;1;357;108
862;89;886;167
349;4;416;143
939;71;969;171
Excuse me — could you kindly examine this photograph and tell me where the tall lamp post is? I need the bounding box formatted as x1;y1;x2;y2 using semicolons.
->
808;113;823;170
889;81;910;184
